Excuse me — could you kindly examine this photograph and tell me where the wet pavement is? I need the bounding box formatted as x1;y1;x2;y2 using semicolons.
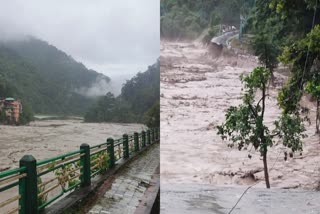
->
161;183;320;214
88;144;160;214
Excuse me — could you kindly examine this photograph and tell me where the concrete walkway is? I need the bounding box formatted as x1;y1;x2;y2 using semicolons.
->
88;144;160;214
161;184;320;214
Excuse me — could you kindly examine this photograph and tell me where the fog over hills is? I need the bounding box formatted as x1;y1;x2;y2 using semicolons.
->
0;0;160;92
0;37;111;115
0;0;159;115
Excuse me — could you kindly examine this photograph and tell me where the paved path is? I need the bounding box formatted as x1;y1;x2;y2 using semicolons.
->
88;144;160;214
161;184;320;214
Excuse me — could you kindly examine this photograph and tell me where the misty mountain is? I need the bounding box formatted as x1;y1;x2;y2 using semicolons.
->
0;37;111;115
84;60;160;126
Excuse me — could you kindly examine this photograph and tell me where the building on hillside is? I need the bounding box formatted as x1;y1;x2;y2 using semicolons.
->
0;98;22;124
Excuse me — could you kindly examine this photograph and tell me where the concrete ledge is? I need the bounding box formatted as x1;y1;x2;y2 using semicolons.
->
134;166;160;214
45;141;159;214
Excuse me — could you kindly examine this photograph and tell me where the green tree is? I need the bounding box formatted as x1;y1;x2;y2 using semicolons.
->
210;13;221;27
251;33;279;80
143;101;160;128
160;0;255;40
248;0;320;134
0;110;7;123
19;103;34;125
217;67;306;188
278;24;320;133
84;92;117;122
305;78;320;133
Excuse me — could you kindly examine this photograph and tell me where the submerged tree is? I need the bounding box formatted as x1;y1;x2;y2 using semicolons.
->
217;67;306;188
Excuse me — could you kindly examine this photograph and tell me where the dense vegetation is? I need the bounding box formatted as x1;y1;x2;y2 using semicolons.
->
217;0;320;188
160;0;254;40
246;0;320;134
0;37;110;118
84;61;160;127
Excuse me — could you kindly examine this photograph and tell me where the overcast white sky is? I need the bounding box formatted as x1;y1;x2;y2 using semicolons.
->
0;0;160;83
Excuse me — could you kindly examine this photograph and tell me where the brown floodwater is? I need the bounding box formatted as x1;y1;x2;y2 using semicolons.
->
160;41;320;189
0;119;144;212
0;120;144;170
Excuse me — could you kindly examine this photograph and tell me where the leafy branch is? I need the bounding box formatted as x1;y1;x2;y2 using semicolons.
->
217;67;306;188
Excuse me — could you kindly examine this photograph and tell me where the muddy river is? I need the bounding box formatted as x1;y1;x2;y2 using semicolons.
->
0;119;145;212
0;120;144;170
160;41;320;189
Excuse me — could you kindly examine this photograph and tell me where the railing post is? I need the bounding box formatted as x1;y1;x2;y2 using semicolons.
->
147;130;151;145
142;131;146;148
80;143;91;187
134;132;140;152
123;134;129;158
151;129;155;143
154;128;157;140
157;127;159;140
19;155;38;214
157;128;159;140
107;138;115;168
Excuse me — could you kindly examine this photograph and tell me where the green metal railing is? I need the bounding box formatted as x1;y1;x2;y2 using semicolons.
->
36;149;84;211
0;167;26;214
0;127;160;214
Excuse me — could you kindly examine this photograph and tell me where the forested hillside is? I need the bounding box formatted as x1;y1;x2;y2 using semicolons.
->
0;37;110;116
84;60;160;127
160;0;254;40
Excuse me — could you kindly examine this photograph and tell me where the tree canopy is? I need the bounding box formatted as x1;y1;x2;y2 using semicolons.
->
245;0;320;133
161;0;255;40
217;67;306;188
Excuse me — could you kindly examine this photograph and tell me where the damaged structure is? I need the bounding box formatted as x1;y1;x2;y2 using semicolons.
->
0;98;22;124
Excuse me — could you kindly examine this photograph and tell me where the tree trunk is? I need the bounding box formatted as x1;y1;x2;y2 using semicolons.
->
316;100;319;134
262;150;270;188
270;70;275;86
261;83;270;188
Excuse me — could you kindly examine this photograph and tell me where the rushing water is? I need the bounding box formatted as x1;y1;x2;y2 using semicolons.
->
0;119;145;170
160;41;320;189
